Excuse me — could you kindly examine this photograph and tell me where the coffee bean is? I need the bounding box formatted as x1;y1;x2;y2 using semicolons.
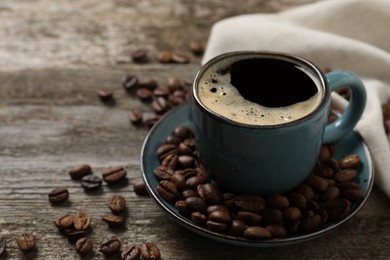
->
131;49;148;62
129;108;143;125
197;183;223;205
185;196;207;213
97;88;114;101
320;186;340;201
175;200;190;215
206;220;227;232
261;208;283;225
103;214;125;228
234;194;265;213
73;211;91;230
227;219;246;236
178;155;195;168
300;213;323;232
243;226;271;239
191;211;207;225
157;51;172;63
173;126;192;140
122;74;139;92
68;163;92;180
136;88;153;101
48;187;69;203
306;175;328;192
335;181;360;191
140;241;161;260
139;79;159;91
265;224;288;238
237;211;262;226
156;144;178;160
81;174;102;191
170;173;187;191
16;233;36;252
121;244;141;260
64;229;86;244
208;209;231;223
287;193;307;210
167;76;182;91
322;199;351;221
295;183;315;201
133;179;149;196
75;237;93;255
102;166;127;184
0;238;6;256
206;204;228;215
339;154;361;169
282;207;301;221
154;166;174;180
161;154;179;170
108;194;126;213
153;87;171;97
266;194;289;209
334;169;357;183
189;41;204;56
100;236;121;256
340;189;362;201
157;180;178;201
55;212;74;230
171;52;190;64
151;97;170;114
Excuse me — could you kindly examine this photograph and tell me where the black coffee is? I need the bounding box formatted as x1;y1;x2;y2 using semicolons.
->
197;53;323;126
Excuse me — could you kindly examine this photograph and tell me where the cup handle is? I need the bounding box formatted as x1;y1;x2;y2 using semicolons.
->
323;71;367;144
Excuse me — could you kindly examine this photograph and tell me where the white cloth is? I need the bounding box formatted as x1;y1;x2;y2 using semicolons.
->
202;0;390;198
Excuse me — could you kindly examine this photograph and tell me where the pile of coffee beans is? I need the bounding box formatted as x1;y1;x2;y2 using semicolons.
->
153;125;364;239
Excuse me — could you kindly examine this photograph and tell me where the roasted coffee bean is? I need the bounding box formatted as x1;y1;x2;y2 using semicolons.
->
282;207;301;221
103;214;126;228
244;226;271;239
266;194;289;209
100;236;121;256
131;49;148;62
237;211;262;226
189;41;204;56
151;97;170;115
340;189;362;201
167;76;182;91
153;87;171;97
191;211;207;225
68;163;92;180
300;213;323;232
136;88;153;101
208;209;231;223
139;79;159;90
287;193;307;210
320;186;340;201
16;233;36;252
55;212;74;230
178;155;195;168
171;52;190;64
181;189;198;199
154;166;174;180
339;154;361;169
186;174;208;189
295;184;315;201
234;194;265;213
177;168;197;179
319;146;331;161
157;180;178;201
0;238;6;256
81;174;102;191
140;241;161;260
64;229;86;244
206;220;227;232
165;135;181;145
122;74;139;92
121;244;141;260
170;173;187;191
161;154;179;170
206;204;228;215
334;169;358;183
158;51;172;63
129;108;143;125
173;126;192;140
102;166;127;184
335;181;360;191
265;224;288;238
175;200;189;214
197;183;223;205
156;144;178;160
227;219;246;236
177;142;192;155
48;187;69;203
75;237;93;255
108;195;126;213
97;88;114;101
133;179;149;196
261;208;283;225
185;196;207;212
322;199;351;221
306;175;328;192
73;211;91;230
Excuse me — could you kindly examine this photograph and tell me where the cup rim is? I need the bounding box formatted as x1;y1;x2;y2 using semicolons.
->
192;51;329;129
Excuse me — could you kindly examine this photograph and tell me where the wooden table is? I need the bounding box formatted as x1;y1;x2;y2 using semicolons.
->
1;1;389;259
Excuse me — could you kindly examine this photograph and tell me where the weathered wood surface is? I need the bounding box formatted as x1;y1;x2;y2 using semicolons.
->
1;0;389;259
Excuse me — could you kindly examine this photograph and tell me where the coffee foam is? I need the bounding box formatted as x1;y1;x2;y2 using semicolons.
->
197;57;323;126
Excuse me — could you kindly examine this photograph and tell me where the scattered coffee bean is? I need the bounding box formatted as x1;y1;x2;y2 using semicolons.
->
108;194;126;213
55;212;74;230
100;236;121;256
103;214;126;228
97;88;114;101
16;233;36;252
136;88;153;101
140;241;161;260
75;237;93;255
189;41;204;56
81;174;102;191
133;179;149;196
0;238;6;256
171;52;190;64
122;74;139;92
131;49;148;62
48;187;69;203
121;244;141;260
73;211;91;231
157;51;172;63
68;163;92;180
102;166;127;184
129;108;143;125
64;229;86;244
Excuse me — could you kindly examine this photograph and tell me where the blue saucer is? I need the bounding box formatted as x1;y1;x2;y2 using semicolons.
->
141;102;374;247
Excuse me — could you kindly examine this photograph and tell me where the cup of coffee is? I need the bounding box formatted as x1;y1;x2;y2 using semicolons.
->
192;51;366;195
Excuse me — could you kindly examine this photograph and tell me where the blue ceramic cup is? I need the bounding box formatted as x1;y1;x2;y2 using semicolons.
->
192;51;366;195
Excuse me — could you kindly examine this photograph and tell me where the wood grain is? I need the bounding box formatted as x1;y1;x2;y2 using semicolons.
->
1;0;390;259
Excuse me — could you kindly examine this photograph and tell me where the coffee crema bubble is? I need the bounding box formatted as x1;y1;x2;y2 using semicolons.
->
197;55;323;126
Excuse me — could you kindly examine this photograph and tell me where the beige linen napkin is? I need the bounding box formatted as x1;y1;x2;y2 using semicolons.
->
201;0;390;198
